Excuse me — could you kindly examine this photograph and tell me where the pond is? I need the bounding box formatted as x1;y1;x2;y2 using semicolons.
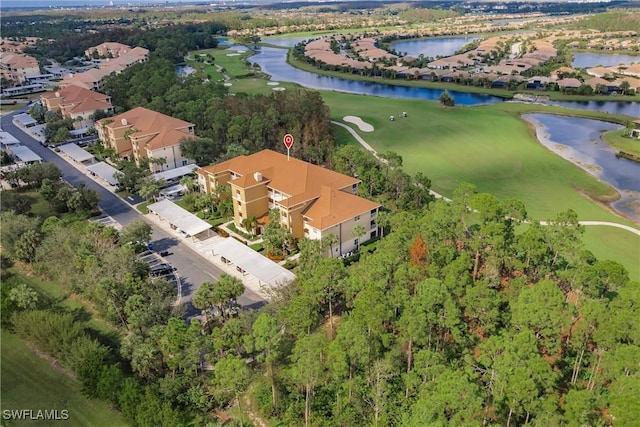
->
571;52;640;68
522;113;640;222
255;39;640;114
390;36;478;58
250;46;504;106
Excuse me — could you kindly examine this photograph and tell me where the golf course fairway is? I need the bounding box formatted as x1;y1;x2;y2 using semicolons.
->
321;91;639;279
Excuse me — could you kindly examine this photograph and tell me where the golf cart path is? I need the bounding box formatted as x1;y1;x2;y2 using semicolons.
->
334;120;640;237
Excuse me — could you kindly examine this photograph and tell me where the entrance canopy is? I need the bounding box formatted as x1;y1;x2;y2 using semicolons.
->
209;237;295;288
147;199;211;237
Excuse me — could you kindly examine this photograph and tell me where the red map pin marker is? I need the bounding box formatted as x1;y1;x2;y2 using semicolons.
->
283;134;294;149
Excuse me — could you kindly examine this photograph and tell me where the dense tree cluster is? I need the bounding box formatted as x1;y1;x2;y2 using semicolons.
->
21;22;225;64
2;170;638;427
332;146;434;211
104;58;334;165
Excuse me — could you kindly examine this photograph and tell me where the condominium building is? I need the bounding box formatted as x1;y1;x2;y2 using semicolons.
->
97;107;195;172
0;53;40;85
40;86;113;128
197;149;381;257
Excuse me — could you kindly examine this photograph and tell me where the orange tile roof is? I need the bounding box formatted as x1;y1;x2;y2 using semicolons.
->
99;107;194;151
201;149;359;198
302;185;380;231
199;150;380;230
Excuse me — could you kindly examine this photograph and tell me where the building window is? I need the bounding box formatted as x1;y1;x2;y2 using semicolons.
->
354;215;360;221
354;238;359;248
370;208;378;216
352;184;358;193
182;160;188;166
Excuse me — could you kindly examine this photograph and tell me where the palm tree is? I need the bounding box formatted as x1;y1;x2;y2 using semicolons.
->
352;225;366;250
242;216;259;237
180;175;197;193
322;233;339;257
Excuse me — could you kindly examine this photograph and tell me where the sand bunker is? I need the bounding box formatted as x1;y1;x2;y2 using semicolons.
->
223;82;233;87
343;116;374;132
267;82;280;86
272;87;286;91
226;53;241;57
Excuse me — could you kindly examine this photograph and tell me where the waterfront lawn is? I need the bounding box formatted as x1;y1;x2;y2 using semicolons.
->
0;329;127;427
604;128;640;157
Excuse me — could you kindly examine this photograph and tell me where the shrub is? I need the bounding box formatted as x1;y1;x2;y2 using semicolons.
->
214;227;229;238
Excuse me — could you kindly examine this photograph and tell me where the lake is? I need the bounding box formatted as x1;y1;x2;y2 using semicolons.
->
390;36;478;58
571;52;640;68
256;38;640;114
523;113;640;222
250;46;504;106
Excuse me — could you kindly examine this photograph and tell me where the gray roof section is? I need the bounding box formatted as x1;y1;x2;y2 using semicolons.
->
86;161;119;186
0;131;20;145
209;238;296;288
147;199;211;237
152;163;199;182
58;143;94;163
12;113;37;127
10;145;41;163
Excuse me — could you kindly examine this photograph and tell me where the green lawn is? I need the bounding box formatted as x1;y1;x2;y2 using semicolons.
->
582;226;640;281
0;329;128;427
323;92;639;276
604;128;640;157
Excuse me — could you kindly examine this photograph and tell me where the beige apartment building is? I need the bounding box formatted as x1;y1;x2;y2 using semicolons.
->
0;52;40;85
97;107;195;172
197;149;381;256
40;86;113;128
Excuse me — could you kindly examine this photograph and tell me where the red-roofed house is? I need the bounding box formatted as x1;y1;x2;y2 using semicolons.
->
97;107;196;172
0;52;40;85
41;86;113;127
197;149;381;256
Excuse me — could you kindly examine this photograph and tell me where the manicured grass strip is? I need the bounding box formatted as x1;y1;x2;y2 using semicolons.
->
323;92;639;276
0;329;128;427
321;91;631;222
582;226;640;282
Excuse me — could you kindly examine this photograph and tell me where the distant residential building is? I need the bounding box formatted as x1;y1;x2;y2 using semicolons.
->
0;52;40;85
97;107;195;172
40;86;113;128
197;149;381;257
61;43;148;91
84;42;148;62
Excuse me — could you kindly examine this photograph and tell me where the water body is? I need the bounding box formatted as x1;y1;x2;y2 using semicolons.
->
257;38;639;114
548;100;640;116
390;36;478;58
522;113;640;222
250;46;504;106
571;52;640;68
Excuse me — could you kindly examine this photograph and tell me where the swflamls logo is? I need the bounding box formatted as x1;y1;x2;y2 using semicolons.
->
2;409;69;420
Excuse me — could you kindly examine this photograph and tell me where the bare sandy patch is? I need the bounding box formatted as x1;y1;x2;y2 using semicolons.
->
343;116;374;132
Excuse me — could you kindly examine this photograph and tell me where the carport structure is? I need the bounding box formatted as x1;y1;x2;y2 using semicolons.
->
147;199;212;239
209;237;296;289
58;143;95;165
9;145;41;164
86;161;119;186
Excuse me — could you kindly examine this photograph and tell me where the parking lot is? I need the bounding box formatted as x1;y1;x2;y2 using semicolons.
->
138;250;182;302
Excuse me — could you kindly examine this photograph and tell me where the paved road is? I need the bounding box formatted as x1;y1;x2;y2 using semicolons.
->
1;110;266;316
